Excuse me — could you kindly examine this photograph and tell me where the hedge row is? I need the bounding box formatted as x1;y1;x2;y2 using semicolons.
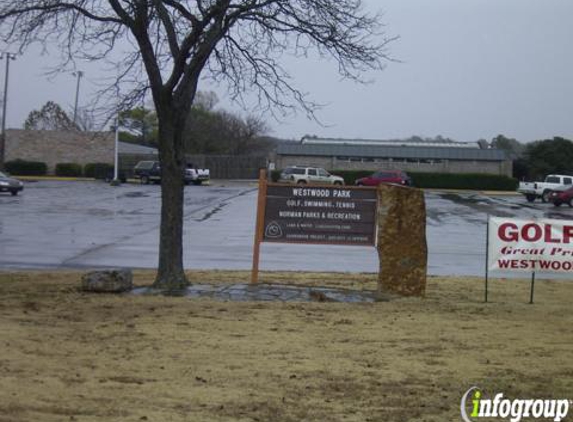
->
5;160;114;179
5;160;47;176
83;163;114;179
407;172;518;191
271;168;518;191
55;163;83;177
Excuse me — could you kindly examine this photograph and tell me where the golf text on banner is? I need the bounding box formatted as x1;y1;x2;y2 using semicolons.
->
488;217;573;273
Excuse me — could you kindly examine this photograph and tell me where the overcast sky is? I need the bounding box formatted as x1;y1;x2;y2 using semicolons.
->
2;0;572;143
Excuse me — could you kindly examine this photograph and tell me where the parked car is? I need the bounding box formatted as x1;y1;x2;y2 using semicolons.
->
278;166;344;185
549;186;573;207
0;171;24;196
517;174;573;203
134;161;210;185
355;170;412;187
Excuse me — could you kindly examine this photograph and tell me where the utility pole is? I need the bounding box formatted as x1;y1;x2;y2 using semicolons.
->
0;52;16;171
72;70;84;127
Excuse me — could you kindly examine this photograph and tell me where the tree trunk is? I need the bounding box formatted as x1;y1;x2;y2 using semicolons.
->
153;112;189;290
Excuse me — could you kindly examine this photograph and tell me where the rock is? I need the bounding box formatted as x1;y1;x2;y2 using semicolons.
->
376;184;427;297
81;269;133;293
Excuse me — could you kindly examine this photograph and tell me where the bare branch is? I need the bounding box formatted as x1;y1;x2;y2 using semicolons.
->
0;2;121;23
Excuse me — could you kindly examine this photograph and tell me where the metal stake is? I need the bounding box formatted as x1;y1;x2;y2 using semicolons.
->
485;216;490;303
529;272;536;304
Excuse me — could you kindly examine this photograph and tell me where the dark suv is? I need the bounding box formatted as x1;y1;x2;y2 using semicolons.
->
134;161;162;184
355;170;412;187
133;161;209;185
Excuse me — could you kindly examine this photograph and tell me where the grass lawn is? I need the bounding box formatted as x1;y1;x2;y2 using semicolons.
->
0;270;571;422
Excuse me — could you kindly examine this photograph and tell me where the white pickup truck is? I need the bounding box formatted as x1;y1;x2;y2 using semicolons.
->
517;174;573;203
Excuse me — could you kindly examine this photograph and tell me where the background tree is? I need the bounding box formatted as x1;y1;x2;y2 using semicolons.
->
118;107;159;146
119;95;272;154
24;101;77;131
491;134;524;160
522;137;573;180
73;107;98;132
490;134;527;180
185;107;271;155
0;1;394;289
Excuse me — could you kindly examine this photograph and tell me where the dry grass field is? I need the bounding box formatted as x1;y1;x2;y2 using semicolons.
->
0;270;571;422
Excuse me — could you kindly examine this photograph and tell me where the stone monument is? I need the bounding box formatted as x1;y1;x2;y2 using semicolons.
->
376;184;427;296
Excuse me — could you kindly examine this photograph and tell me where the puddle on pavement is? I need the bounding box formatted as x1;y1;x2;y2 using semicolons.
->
130;283;390;303
436;192;514;218
196;202;227;222
544;210;573;219
86;209;116;217
120;192;150;199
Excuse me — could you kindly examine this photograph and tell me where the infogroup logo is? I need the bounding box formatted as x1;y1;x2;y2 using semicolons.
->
461;386;570;422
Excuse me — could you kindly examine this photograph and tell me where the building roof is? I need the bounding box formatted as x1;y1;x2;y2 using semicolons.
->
301;136;480;149
276;142;508;161
118;141;158;155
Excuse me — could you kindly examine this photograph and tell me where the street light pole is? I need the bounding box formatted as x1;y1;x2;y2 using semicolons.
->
114;112;119;182
72;70;84;126
0;52;16;171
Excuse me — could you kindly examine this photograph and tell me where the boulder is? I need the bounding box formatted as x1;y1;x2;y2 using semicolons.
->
81;269;133;293
376;184;427;296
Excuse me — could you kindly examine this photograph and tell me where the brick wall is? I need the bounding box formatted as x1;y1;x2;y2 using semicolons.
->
5;129;114;174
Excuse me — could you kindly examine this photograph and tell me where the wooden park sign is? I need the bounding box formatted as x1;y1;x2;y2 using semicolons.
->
251;169;378;283
263;184;378;245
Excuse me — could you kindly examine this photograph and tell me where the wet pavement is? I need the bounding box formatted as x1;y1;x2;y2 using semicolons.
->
1;180;573;276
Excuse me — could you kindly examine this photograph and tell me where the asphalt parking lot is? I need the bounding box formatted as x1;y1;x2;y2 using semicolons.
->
1;180;572;275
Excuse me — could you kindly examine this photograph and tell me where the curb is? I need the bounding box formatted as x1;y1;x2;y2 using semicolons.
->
16;176;96;182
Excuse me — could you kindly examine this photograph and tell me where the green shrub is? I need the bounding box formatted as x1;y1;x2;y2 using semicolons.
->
408;172;518;190
329;170;517;190
84;163;114;180
270;169;281;182
328;170;373;185
55;163;83;177
275;168;518;190
5;159;47;176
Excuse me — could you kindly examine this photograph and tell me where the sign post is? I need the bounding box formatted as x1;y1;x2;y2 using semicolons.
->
529;272;536;304
251;169;268;284
251;175;378;283
485;216;490;303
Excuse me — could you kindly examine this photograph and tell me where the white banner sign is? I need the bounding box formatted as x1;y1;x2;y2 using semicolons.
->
488;217;573;274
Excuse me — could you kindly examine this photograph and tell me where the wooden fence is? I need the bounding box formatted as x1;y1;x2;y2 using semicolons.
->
120;153;267;180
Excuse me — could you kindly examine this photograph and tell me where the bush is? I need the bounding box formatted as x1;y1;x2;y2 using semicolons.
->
408;172;518;191
84;163;114;180
328;170;373;185
328;170;517;190
55;163;83;177
270;169;281;182
274;168;518;191
5;159;47;176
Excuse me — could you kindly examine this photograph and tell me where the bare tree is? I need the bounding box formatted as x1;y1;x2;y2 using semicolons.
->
193;90;219;111
24;101;77;131
73;107;99;132
0;1;395;289
24;101;99;131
